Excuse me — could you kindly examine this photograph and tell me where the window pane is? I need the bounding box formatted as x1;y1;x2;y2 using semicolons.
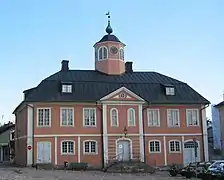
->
99;48;103;60
103;47;107;59
128;109;135;126
84;109;90;126
155;141;160;152
175;141;180;151
111;109;118;126
150;142;154;152
84;142;89;152
90;141;96;153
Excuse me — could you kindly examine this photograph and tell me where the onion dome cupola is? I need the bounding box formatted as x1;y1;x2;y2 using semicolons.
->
94;12;126;75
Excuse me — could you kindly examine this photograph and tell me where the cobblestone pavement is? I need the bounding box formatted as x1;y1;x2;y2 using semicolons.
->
0;168;193;180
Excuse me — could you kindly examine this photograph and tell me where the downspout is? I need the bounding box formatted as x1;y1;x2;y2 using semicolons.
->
142;106;147;163
27;104;34;167
96;102;104;168
199;104;209;161
142;103;150;163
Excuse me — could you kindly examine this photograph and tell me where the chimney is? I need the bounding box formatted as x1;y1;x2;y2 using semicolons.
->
61;60;69;71
125;62;133;73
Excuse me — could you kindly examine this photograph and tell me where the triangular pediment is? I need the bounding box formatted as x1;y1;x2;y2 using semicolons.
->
100;86;145;103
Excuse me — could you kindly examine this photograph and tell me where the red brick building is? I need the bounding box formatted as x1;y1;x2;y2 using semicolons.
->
13;15;210;168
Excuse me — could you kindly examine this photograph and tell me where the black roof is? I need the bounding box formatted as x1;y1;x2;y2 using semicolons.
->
20;69;209;105
94;34;125;46
214;101;224;108
0;123;14;135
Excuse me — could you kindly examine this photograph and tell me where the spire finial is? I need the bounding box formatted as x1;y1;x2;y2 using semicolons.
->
105;11;113;34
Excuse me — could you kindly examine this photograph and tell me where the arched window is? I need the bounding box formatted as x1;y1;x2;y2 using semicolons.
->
95;49;98;61
127;108;136;126
98;46;108;60
61;140;75;155
119;48;124;60
169;140;181;153
149;140;161;153
110;108;118;127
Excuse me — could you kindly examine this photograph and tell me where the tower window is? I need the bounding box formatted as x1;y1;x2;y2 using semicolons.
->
119;48;124;60
98;46;108;60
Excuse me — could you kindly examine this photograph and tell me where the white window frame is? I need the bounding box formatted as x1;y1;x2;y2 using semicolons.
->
149;140;161;153
60;107;74;127
147;109;160;127
186;109;199;127
83;140;98;155
62;84;72;93
166;87;175;95
127;108;136;126
98;46;108;60
61;140;75;155
167;109;180;127
169;140;181;153
110;108;119;127
119;48;124;60
83;108;97;127
10;130;15;141
37;108;51;127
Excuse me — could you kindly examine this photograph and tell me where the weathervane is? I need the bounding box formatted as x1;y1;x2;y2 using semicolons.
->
106;11;110;21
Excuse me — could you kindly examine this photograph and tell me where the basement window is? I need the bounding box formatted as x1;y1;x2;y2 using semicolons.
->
62;84;72;93
165;87;175;96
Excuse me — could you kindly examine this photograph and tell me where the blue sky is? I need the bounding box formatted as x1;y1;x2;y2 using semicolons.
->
0;0;223;123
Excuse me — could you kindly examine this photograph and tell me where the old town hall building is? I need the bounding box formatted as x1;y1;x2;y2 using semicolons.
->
13;14;209;168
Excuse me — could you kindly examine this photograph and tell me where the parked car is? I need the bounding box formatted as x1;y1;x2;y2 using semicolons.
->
207;160;224;173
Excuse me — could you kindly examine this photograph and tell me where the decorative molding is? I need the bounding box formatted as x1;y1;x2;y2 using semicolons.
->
100;86;146;102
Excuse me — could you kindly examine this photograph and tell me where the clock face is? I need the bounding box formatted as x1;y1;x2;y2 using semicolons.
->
110;46;118;54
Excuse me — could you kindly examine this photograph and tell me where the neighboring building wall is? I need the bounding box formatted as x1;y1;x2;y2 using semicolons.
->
15;106;27;166
218;107;224;152
211;105;221;150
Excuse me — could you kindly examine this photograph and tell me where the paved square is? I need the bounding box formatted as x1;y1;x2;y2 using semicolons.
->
0;168;186;180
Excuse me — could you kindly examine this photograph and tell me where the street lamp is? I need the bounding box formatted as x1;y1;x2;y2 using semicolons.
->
123;126;127;137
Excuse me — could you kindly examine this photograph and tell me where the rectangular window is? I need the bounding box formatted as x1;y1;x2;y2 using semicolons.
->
61;141;74;154
149;141;161;153
83;108;96;127
62;84;72;93
186;109;199;126
84;141;97;154
37;108;51;127
167;109;180;127
60;108;74;126
148;109;160;127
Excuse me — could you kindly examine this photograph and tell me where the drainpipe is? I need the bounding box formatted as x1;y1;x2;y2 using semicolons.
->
27;104;34;167
96;102;104;168
199;104;209;161
142;103;150;163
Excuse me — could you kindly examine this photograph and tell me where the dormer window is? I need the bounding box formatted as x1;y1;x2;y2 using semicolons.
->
166;87;175;95
62;84;72;93
98;46;108;60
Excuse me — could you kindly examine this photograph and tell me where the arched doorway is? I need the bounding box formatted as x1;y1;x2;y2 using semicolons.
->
183;140;200;166
116;138;132;161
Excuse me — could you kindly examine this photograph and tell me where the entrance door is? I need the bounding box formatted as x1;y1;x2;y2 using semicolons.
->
37;141;51;163
117;140;131;161
183;141;200;166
